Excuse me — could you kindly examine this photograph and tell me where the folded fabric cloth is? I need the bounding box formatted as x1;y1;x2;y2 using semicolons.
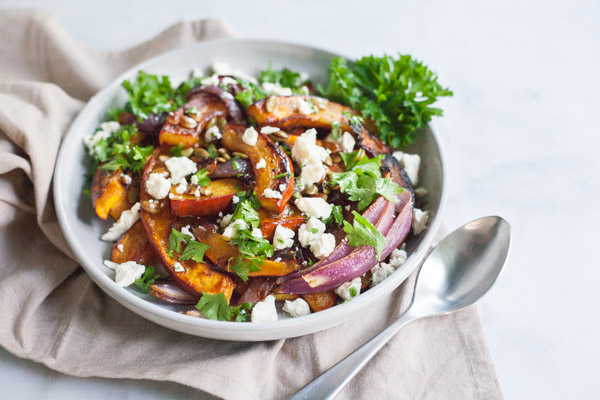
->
0;9;503;400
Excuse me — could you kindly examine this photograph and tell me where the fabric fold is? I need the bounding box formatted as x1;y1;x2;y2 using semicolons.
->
0;8;502;400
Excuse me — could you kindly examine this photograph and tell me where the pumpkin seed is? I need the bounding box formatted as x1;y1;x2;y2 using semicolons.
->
266;96;277;113
179;115;198;129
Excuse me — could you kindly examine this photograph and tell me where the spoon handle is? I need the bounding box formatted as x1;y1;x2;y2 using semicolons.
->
289;310;418;400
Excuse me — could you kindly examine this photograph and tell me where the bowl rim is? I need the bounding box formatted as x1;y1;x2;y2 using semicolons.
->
53;37;447;341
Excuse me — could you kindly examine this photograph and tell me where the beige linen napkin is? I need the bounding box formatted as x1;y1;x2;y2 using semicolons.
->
0;9;503;400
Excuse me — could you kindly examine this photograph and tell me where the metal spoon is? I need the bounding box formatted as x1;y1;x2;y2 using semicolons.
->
290;216;511;400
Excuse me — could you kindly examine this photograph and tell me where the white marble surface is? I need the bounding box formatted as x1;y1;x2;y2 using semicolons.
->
1;1;599;398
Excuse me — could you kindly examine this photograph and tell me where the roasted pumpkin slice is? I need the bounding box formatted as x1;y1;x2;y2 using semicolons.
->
193;225;300;277
91;167;133;220
301;291;337;312
170;178;245;217
221;124;294;214
110;220;158;266
246;95;391;155
140;149;235;300
159;92;227;147
258;206;305;240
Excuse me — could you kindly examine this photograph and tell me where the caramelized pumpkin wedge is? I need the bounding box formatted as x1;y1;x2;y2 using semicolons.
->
91;167;133;220
140;149;235;300
221;124;294;213
246;95;391;155
301;291;337;312
193;225;300;277
110;220;158;266
170;178;244;217
159;92;227;147
258;206;306;240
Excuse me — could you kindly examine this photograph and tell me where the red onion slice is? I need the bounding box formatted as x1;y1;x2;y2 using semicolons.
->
150;282;199;305
278;196;389;283
277;191;413;294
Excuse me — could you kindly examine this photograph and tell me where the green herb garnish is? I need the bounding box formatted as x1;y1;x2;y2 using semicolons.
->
343;211;386;260
195;292;254;322
170;144;183;157
134;266;159;294
179;241;210;263
193;169;210;187
320;54;452;147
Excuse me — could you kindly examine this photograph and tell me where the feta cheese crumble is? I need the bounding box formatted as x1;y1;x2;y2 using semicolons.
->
296;97;315;115
165;156;197;184
205;125;222;141
282;298;311;318
103;260;145;287
392;151;421;185
341;132;356;153
255;158;266;170
263;188;282;199
298;217;326;247
120;174;132;185
242;126;258;146
273;225;295;250
251;295;278;322
175;183;187;194
101;203;141;241
146;173;171;200
261;82;293;96
174;262;185;272
260;126;280;134
334;277;362;301
291;129;329;186
251;228;263;239
83;121;120;156
117;244;124;252
370;248;408;286
181;225;195;239
412;208;430;235
310;233;335;259
295;197;332;219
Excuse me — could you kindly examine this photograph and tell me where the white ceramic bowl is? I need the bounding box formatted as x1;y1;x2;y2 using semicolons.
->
54;39;446;341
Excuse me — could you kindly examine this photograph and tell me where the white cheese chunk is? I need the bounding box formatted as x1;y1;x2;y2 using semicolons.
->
291;128;329;186
222;219;247;240
310;232;335;259
255;158;266;170
298;217;326;248
175;183;187;194
120;174;132;185
282;298;311;318
334;277;362;301
341;131;356;153
273;225;295;250
251;295;278;322
173;262;185;272
388;248;408;268
260;126;280;134
146;173;171;200
83;121;120;156
371;262;396;286
251;228;263;239
165;156;197;185
104;260;145;287
205;125;222;141
117;244;124;252
261;82;293;96
412;208;430;235
180;225;195;239
296;97;315;115
242;126;258;146
263;188;282;199
101;203;141;241
295;197;332;219
220;214;233;228
392;151;421;185
299;162;326;186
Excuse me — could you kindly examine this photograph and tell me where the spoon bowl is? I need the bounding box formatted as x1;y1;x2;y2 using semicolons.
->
411;216;511;316
290;216;512;400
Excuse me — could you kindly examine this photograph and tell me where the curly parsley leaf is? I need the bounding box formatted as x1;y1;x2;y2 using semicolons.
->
235;79;266;109
320;54;452;147
134;266;159;294
92;124;153;173
230;302;254;322
122;71;177;122
343;211;385;260
229;255;263;283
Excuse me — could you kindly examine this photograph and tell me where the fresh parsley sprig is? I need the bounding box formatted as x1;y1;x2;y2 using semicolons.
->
330;151;403;210
167;227;209;263
320;54;453;147
343;211;385;260
91;124;153;173
195;292;254;322
134;266;160;294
